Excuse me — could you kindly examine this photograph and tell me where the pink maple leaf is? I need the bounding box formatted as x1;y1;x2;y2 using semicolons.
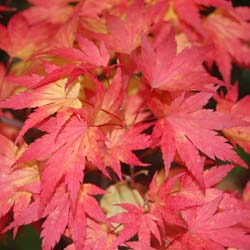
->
150;91;246;186
133;30;220;92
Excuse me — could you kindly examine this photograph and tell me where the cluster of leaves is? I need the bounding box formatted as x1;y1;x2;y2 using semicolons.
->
0;0;250;249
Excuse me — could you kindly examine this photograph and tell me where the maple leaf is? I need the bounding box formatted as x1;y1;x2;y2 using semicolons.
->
171;195;250;250
147;172;204;211
41;183;106;250
83;219;117;250
49;35;109;67
91;68;125;126
110;203;162;248
203;164;234;188
6;182;106;250
65;219;117;250
133;30;220;92
79;0;122;19
146;169;223;236
14;69;127;209
23;0;73;24
123;92;150;127
219;192;250;230
202;9;250;83
95;0;167;54
66;67;125;129
0;78;81;141
1;2;249;250
16;110;108;211
146;176;189;236
3;196;41;235
41;183;70;250
23;63;81;89
49;9;81;49
0;134;40;235
104;124;151;179
150;92;246;186
68;184;107;250
216;83;250;153
168;0;232;37
0;13;55;60
99;0;145;54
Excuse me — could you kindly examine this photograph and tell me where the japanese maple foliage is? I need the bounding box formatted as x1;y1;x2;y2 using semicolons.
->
0;0;250;250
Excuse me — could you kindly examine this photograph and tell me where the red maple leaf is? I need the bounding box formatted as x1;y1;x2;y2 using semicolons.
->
49;35;109;67
49;10;81;49
203;9;250;83
94;0;167;54
0;13;55;60
146;169;225;237
41;183;70;250
0;76;81;141
17;113;106;211
216;83;250;153
12;69;128;210
133;30;220;92
23;0;74;24
5;182;106;250
203;164;234;188
83;219;117;250
169;195;250;250
68;184;107;250
147;172;205;211
0;134;40;236
42;182;106;250
110;203;162;248
103;124;151;179
146;173;195;235
170;0;232;38
1;2;250;250
150;91;246;186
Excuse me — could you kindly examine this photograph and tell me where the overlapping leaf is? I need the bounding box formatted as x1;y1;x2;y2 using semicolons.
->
0;134;39;234
49;35;109;67
104;124;151;179
216;83;250;153
0;78;81;141
171;196;250;250
0;13;54;60
203;9;250;83
110;203;161;248
150;92;246;186
133;30;220;92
